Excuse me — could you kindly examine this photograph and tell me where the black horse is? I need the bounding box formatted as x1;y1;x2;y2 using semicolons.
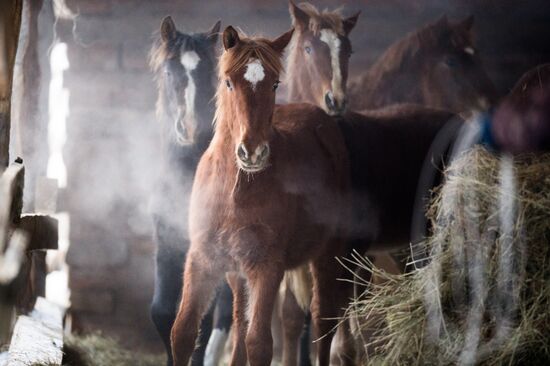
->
149;16;232;366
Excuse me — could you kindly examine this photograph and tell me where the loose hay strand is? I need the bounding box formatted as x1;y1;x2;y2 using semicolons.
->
347;146;550;365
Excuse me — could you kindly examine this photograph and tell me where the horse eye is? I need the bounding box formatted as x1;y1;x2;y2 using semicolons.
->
305;46;312;54
273;81;280;91
225;79;233;91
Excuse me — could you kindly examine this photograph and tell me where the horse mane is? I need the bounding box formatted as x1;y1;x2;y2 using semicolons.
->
369;20;447;79
297;2;345;36
214;34;284;127
218;36;283;77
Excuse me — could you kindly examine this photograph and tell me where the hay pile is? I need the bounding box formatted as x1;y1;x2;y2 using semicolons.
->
346;146;550;365
62;332;165;366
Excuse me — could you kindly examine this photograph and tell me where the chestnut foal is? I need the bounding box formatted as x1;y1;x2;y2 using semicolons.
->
170;26;351;366
285;1;359;117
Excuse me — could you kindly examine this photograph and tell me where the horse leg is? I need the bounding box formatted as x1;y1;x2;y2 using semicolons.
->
330;320;356;366
205;280;233;366
310;255;352;366
245;265;284;366
281;286;306;366
150;219;186;366
227;272;248;366
299;312;313;366
171;249;223;366
192;296;216;366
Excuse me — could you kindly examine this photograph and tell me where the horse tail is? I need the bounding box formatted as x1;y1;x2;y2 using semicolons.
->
280;265;313;312
410;114;464;269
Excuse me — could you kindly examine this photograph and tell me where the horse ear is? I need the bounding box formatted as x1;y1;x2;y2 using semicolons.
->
160;16;177;43
223;26;240;50
458;15;474;32
271;28;295;54
343;11;361;35
206;20;221;44
289;1;309;31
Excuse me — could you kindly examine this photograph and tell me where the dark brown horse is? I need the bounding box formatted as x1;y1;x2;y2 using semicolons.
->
491;63;550;154
148;16;233;366
170;26;352;366
285;1;359;116
347;15;497;113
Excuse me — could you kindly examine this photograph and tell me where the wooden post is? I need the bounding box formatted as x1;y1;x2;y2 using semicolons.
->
0;161;27;343
0;0;23;169
13;0;46;210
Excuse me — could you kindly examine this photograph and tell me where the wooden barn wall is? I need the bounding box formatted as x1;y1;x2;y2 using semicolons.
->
54;0;550;350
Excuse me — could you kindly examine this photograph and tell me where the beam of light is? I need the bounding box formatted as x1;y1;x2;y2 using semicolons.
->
45;41;70;308
46;42;68;188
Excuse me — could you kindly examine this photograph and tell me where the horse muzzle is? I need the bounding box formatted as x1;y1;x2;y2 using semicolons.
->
236;142;270;173
324;91;347;116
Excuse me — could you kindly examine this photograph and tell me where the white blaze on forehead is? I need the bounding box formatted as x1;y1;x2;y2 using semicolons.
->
319;29;344;101
244;58;265;90
180;50;200;70
175;51;201;144
464;46;475;55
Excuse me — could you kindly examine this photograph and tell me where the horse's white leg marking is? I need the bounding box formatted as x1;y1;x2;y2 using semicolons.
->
320;29;344;102
204;328;229;366
244;58;265;91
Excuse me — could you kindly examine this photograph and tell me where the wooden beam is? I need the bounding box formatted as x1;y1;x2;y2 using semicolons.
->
13;0;46;210
7;297;64;366
0;0;23;168
19;214;58;251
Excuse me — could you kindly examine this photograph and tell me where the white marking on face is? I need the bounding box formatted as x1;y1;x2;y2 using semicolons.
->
179;51;201;125
244;58;265;90
319;29;344;103
464;46;475;55
180;50;200;70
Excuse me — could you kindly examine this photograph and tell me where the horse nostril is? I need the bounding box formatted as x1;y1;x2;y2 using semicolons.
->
237;144;248;161
325;92;335;111
258;144;270;160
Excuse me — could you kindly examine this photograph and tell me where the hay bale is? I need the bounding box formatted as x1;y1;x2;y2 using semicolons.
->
62;332;165;366
346;146;550;366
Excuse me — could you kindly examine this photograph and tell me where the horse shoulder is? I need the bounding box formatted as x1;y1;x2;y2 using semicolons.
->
274;103;349;182
189;149;227;232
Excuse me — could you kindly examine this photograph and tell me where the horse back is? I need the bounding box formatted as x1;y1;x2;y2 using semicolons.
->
273;103;350;187
338;104;458;247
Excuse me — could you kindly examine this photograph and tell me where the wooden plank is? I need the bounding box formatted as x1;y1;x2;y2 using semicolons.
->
0;160;25;344
0;351;7;365
19;214;58;251
7;297;64;366
0;161;24;253
0;0;23;168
